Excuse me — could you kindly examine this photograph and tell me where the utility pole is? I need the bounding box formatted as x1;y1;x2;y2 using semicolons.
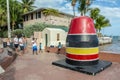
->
7;0;11;38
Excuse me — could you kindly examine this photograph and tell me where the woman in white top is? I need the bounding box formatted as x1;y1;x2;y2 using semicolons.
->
19;36;24;55
13;35;19;52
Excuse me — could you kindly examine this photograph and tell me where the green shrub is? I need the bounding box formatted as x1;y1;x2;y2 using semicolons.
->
0;22;68;38
23;23;47;37
2;31;8;38
23;23;68;37
12;29;24;37
0;31;3;37
23;26;34;37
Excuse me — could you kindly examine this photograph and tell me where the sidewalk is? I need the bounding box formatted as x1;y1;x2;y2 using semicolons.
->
0;48;120;80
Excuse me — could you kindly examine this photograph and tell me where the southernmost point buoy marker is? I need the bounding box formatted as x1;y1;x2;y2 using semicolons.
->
52;16;112;75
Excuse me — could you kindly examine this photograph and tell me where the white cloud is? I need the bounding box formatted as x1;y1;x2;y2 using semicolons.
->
18;0;120;18
34;0;74;15
90;3;120;36
96;0;117;4
35;0;65;8
59;3;73;13
101;7;120;18
18;0;74;15
91;5;120;18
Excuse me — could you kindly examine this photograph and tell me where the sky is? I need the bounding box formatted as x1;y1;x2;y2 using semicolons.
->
19;0;120;36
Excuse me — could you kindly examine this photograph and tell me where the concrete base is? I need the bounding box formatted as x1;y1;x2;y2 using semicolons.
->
52;59;112;75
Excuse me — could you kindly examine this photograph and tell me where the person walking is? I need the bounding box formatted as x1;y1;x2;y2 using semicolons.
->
57;42;62;54
32;38;38;55
19;36;25;55
13;35;19;53
39;43;43;53
23;36;27;52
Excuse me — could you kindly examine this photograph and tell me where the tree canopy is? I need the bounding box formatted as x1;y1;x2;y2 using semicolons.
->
0;0;36;30
89;8;111;32
0;0;36;37
20;0;36;14
42;8;60;17
67;0;94;16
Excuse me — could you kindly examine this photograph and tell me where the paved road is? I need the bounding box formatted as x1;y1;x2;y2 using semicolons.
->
0;48;120;80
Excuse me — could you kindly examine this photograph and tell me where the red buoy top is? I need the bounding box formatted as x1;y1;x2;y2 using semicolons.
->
68;16;96;34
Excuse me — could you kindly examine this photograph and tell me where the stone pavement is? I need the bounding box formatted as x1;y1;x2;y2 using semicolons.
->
0;49;120;80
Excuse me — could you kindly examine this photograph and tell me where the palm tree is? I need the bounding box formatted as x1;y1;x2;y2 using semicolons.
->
95;15;111;32
0;7;7;27
89;8;111;32
90;8;100;20
0;0;6;9
20;0;36;14
10;0;18;31
78;0;86;16
78;0;93;16
0;0;7;27
10;0;23;31
0;0;36;31
71;0;77;17
67;0;93;16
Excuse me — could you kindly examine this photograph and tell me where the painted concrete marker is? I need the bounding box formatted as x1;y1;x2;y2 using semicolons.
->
66;16;99;66
52;16;112;75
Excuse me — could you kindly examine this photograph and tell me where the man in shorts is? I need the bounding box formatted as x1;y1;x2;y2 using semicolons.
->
32;38;38;55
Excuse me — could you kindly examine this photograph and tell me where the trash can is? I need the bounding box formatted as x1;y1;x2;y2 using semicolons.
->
3;42;7;48
10;42;14;49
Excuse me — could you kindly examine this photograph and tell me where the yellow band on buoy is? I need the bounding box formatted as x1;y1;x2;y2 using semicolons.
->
66;47;99;55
